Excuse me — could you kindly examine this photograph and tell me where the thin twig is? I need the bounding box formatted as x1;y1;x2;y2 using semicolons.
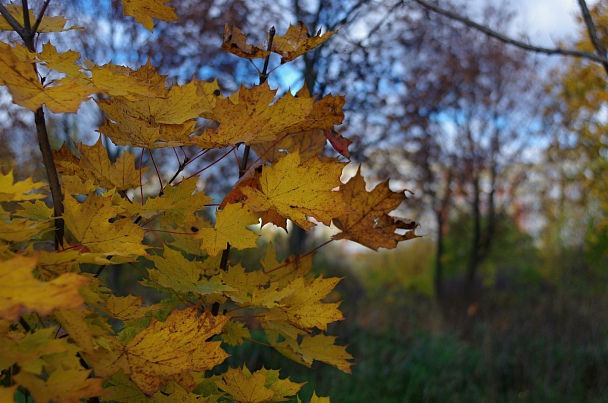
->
148;149;164;196
412;0;608;67
21;0;31;30
32;0;51;34
577;0;608;75
0;4;25;35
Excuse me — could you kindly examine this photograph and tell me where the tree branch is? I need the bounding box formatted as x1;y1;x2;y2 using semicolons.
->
21;0;31;30
412;0;608;67
577;0;608;75
4;1;65;248
0;3;25;36
32;0;51;34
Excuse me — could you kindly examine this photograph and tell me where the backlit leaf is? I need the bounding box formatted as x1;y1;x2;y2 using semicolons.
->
123;307;229;395
264;276;343;331
14;367;106;403
104;294;159;321
195;203;260;257
146;246;233;295
242;152;349;230
271;22;337;63
194;82;313;148
0;254;89;321
123;177;212;228
0;170;47;201
0;42;97;113
63;193;147;258
120;0;179;32
221;25;270;59
88;60;166;100
54;138;146;191
221;320;251;346
251;129;327;164
333;167;417;250
215;366;275;403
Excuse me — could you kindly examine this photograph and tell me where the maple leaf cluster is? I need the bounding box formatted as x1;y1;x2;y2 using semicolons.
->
0;1;417;402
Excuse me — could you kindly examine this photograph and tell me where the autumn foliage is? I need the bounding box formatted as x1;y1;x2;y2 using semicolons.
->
0;1;416;401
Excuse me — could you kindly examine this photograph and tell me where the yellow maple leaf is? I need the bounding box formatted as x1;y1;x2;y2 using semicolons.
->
264;276;343;331
222;265;292;309
274;334;353;374
0;170;46;201
95;75;215;149
88;60;166;100
0;327;78;374
0;385;17;402
37;42;83;77
221;320;251;346
298;334;354;373
123;307;229;395
0;42;97;113
216;365;304;402
0;215;50;242
260;244;313;287
0;3;82;32
63;193;147;258
53;308;97;355
15;200;53;222
14;368;106;403
259;367;306;402
272;22;337;63
0;254;90;321
294;87;345;132
104;294;159;321
194;82;314;148
242;152;349;230
333;167;418;250
306;392;331;403
123;177;212;228
251;129;327;164
195;204;260;257
54;138;146;191
120;0;179;32
145;246;233;295
215;366;275;403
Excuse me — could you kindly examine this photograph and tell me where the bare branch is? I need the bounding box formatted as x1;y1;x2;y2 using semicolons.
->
411;0;608;67
0;3;25;36
21;0;31;30
32;0;52;34
577;0;608;75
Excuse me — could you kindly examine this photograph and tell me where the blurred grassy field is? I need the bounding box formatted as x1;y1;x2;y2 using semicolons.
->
219;234;608;402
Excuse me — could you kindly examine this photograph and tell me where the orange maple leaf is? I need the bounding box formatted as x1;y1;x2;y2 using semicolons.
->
333;167;418;250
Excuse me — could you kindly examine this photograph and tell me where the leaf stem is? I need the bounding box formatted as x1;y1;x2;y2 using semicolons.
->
186;146;236;179
264;239;333;275
148;149;164;196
